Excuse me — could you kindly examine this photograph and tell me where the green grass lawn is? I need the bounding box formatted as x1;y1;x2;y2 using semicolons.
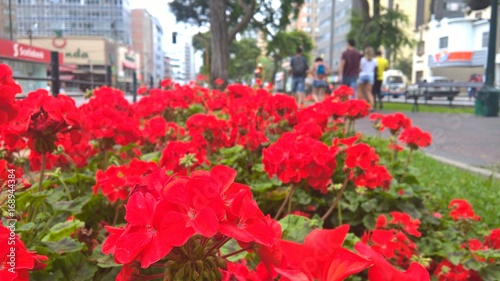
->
380;102;474;114
410;151;500;227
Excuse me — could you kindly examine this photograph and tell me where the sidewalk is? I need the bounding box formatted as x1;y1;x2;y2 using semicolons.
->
356;111;500;172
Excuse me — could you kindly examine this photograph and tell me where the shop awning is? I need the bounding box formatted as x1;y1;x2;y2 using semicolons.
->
60;64;77;72
60;75;75;81
122;61;136;70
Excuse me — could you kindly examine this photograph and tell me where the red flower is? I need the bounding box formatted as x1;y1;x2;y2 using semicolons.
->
105;191;174;268
137;86;148;95
219;190;275;246
380;113;412;134
278;225;371;281
485;229;500;249
161;78;173;88
355;242;430;281
142;116;167;144
331;85;354;101
215;78;224;85
8;89;82;154
399;126;432;149
434;260;470;281
0;225;48;281
388;212;421;237
93;159;158;202
0;64;22;125
448;199;480;221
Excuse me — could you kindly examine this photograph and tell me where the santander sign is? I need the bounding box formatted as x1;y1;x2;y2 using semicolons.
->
13;43;45;60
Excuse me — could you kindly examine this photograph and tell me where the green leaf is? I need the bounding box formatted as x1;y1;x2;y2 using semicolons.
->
220;240;248;262
448;251;466;265
51;195;92;214
362;213;376;230
42;219;85;242
52;251;98;280
279;214;320;243
90;244;121;268
361;198;378;212
17;222;36;232
43;237;84;254
139;151;161;162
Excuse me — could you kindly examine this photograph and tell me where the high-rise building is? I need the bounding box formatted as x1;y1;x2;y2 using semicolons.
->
288;0;320;59
131;9;164;86
15;0;132;44
0;0;16;40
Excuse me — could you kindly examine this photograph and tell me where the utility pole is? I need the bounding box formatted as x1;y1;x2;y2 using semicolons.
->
8;0;13;40
476;0;499;116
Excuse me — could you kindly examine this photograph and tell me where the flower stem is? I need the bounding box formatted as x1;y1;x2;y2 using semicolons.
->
405;148;414;171
287;186;296;215
274;185;294;220
321;176;349;222
39;153;46;191
221;246;252;259
338;201;342;225
112;203;122;225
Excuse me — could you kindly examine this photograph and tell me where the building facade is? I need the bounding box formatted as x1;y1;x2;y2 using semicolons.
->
15;0;131;44
0;0;16;40
412;17;489;83
131;9;164;86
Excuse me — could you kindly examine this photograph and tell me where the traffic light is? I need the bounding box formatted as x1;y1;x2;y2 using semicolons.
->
172;32;177;44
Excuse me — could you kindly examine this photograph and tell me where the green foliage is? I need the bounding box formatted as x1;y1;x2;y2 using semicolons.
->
279;214;323;243
348;7;415;62
228;38;262;82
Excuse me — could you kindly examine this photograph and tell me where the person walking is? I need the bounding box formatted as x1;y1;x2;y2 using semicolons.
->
310;57;331;102
290;47;309;106
373;50;388;109
338;39;362;97
357;46;377;108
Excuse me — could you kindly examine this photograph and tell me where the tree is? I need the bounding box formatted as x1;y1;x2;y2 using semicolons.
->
169;0;304;86
228;38;261;83
265;30;314;84
348;4;414;63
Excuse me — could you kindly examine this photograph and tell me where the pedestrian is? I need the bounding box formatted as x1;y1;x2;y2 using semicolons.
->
310;57;331;102
338;39;363;98
290;47;309;106
373;50;388;109
357;46;377;108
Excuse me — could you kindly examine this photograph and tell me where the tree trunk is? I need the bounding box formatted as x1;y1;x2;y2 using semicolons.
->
209;0;229;87
373;0;381;19
358;0;371;25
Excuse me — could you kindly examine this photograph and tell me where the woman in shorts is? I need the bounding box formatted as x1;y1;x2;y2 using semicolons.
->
357;47;377;108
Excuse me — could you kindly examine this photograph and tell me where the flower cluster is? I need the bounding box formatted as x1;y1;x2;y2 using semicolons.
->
103;165;276;279
0;64;22;125
263;132;337;193
0;225;48;280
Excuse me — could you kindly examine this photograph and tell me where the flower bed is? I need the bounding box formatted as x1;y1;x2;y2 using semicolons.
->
1;63;499;280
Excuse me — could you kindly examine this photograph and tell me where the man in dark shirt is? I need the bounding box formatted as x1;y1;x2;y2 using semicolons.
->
338;39;362;95
290;47;308;106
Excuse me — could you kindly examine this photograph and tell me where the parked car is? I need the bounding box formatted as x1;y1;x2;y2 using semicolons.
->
381;69;406;98
415;76;460;100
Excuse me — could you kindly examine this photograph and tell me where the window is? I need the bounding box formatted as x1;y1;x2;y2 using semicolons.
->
439;36;448;49
475;12;482;19
417;41;425;55
482;32;489;48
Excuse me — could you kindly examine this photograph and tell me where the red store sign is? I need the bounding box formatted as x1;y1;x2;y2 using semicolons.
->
0;38;63;64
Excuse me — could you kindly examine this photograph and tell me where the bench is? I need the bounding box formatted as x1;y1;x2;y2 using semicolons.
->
405;82;484;112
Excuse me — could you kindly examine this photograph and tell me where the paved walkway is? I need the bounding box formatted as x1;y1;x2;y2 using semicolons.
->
356;111;500;170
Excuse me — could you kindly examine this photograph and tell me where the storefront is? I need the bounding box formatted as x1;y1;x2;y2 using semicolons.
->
0;38;62;93
117;46;140;93
18;36;114;93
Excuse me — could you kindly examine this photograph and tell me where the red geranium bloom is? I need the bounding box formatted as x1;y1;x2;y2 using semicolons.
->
331;85;354;101
0;64;22;124
388;212;421;237
448;199;480;221
0;225;48;281
105;191;174;268
380;113;412;134
215;78;224;85
137;86;148;95
278;225;371;281
484;229;500;249
399;126;432;149
161;78;172;88
434;260;470;281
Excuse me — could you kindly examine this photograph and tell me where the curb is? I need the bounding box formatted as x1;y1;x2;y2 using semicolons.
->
425;153;500;180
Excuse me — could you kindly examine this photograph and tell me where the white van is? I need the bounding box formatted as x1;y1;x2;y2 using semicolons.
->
381;69;406;98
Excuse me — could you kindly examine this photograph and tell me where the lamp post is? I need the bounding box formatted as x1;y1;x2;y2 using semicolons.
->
8;0;13;40
476;0;500;117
